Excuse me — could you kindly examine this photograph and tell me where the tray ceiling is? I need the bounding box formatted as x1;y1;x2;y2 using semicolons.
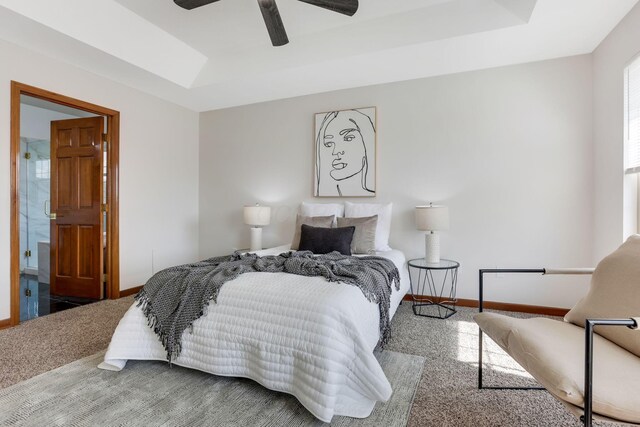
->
0;0;636;111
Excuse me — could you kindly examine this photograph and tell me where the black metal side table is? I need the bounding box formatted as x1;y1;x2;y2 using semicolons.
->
407;258;459;319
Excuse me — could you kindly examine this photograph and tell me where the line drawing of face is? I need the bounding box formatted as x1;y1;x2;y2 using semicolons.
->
323;114;366;181
315;109;375;197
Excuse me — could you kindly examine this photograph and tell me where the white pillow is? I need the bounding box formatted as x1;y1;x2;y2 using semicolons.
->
300;202;344;218
344;202;392;251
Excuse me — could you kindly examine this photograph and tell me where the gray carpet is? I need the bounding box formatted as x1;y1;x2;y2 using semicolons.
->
0;349;423;427
0;298;618;426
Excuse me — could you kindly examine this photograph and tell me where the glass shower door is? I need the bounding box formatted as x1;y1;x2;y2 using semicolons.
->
19;137;51;321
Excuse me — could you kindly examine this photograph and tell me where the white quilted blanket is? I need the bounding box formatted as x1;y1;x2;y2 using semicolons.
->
99;246;409;422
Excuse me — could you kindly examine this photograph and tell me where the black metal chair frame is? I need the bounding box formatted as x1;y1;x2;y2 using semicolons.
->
477;268;638;427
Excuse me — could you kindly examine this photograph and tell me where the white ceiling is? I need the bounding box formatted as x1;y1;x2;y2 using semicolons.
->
0;0;636;112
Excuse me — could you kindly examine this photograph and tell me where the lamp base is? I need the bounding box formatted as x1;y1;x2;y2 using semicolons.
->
425;232;440;263
250;227;263;252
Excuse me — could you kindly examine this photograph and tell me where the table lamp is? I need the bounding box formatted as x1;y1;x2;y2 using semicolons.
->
244;204;271;251
415;203;449;263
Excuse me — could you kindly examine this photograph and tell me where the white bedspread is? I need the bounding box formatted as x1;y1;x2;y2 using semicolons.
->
99;247;409;422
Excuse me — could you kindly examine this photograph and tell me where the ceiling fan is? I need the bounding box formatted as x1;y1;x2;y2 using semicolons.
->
174;0;359;47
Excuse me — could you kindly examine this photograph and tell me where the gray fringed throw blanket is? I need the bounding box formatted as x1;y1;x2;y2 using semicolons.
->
135;251;400;362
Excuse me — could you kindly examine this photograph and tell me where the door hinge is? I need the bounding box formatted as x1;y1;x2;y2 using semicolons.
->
101;204;109;213
24;250;31;257
25;288;32;297
102;133;108;144
103;274;108;283
24;152;31;160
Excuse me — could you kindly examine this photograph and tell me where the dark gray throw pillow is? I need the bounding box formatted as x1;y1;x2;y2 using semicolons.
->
290;214;335;250
298;224;355;255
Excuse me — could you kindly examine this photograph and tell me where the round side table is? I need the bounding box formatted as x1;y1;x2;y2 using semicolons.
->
407;258;459;319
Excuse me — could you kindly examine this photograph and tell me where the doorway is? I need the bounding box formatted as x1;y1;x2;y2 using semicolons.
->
10;82;120;326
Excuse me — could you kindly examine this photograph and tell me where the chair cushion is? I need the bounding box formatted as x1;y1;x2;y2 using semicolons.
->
565;235;640;357
475;312;640;424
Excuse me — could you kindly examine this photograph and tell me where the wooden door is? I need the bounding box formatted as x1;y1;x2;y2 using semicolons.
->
50;117;104;299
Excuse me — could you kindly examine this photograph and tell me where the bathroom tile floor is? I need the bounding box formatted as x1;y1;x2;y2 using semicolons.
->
20;274;98;322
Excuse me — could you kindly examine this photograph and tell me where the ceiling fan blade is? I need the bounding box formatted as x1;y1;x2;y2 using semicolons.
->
297;0;358;16
257;0;289;47
174;0;221;10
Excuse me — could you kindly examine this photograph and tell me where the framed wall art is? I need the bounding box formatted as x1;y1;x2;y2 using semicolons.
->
314;107;376;197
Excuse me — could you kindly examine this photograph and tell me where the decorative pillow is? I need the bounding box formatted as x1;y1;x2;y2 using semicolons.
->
298;224;355;256
336;215;378;254
291;214;334;250
344;202;392;251
565;235;640;357
300;202;344;223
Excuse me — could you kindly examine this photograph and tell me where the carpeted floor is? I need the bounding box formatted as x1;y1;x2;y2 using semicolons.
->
385;305;615;427
0;297;133;389
0;298;615;426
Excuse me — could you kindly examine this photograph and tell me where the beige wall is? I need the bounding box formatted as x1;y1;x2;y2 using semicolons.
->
592;1;640;261
200;55;594;308
0;38;200;320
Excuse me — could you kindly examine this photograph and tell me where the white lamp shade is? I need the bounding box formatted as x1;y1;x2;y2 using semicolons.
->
415;205;449;231
244;205;271;226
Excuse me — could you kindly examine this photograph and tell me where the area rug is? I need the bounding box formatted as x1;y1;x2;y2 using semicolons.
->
0;349;423;426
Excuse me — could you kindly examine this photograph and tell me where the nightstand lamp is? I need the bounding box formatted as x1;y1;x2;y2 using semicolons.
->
415;203;449;263
244;204;271;251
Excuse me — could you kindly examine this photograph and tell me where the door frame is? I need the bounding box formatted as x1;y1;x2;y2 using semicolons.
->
10;81;120;326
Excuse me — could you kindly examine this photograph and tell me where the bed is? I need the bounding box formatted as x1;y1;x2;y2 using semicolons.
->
99;244;409;423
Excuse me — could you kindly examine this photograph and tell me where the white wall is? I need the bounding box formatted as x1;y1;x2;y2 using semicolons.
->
0;38;200;320
592;2;640;261
200;55;594;308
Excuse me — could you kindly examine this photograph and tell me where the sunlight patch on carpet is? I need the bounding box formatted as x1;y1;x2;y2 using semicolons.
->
455;319;532;378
